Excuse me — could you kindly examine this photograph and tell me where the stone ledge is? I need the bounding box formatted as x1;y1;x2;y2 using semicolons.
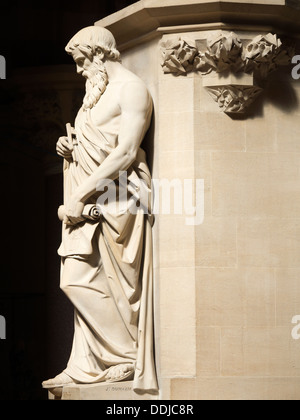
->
48;381;160;401
96;0;300;50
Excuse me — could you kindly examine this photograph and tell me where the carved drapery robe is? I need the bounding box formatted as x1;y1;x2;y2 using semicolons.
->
57;102;158;393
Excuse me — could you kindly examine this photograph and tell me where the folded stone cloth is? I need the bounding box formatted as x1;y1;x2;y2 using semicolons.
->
58;204;101;222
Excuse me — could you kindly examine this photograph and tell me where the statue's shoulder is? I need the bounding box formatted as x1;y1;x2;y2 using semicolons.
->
118;68;152;112
121;69;148;91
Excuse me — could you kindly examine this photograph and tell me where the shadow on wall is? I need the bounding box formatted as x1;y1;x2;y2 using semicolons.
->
143;108;156;176
264;69;299;114
229;66;299;121
287;0;300;10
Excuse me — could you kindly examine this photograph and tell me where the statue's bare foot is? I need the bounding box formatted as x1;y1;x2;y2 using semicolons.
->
42;372;76;389
105;364;134;383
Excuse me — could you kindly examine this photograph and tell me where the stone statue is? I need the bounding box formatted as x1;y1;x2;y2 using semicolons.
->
42;26;158;394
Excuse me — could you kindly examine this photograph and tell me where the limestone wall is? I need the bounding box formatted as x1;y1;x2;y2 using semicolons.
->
157;39;300;400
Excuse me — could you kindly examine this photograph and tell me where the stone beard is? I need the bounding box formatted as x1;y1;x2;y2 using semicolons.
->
82;58;108;110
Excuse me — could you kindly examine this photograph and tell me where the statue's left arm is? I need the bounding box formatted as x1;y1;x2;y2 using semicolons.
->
65;80;152;222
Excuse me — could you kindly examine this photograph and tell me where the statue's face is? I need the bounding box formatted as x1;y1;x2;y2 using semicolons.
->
73;50;93;78
71;48;108;110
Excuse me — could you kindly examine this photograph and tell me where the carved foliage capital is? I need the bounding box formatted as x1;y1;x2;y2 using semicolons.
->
206;85;263;114
242;33;294;78
160;38;198;76
160;32;293;78
160;31;294;114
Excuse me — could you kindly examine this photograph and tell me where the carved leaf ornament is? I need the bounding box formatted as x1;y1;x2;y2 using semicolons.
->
160;32;293;114
205;85;263;114
161;38;198;75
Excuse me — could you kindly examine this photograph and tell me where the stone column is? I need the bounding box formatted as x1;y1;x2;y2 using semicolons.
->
97;0;300;400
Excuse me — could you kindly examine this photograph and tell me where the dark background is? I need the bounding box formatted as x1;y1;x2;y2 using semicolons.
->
0;1;137;70
0;0;137;400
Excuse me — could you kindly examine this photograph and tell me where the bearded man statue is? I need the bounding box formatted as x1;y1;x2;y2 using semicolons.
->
42;26;158;395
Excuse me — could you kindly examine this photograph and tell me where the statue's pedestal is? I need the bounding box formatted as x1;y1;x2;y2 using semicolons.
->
48;381;159;401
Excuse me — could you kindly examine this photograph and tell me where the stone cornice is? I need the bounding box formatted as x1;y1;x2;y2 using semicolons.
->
96;0;300;50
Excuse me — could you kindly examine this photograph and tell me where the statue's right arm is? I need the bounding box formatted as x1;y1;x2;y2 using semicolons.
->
70;80;152;205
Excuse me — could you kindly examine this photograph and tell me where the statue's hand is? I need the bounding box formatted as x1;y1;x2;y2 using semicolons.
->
58;199;85;226
56;136;73;159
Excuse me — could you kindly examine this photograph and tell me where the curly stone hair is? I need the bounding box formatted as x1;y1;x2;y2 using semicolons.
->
65;26;121;62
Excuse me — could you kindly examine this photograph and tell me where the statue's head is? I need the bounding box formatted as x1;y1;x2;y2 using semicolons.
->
65;26;121;63
66;26;121;110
